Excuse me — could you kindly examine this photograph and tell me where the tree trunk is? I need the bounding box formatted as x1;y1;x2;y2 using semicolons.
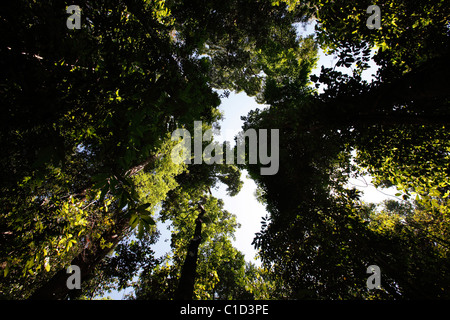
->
174;203;206;300
29;217;130;300
29;154;159;300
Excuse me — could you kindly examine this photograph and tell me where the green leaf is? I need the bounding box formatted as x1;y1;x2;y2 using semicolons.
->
429;189;441;197
100;185;109;201
137;203;151;211
141;214;156;226
4;263;9;277
119;191;129;209
137;223;144;239
129;214;139;229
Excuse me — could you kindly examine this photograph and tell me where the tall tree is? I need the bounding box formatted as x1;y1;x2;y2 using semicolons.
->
241;0;450;299
133;189;244;300
174;201;207;300
1;0;312;299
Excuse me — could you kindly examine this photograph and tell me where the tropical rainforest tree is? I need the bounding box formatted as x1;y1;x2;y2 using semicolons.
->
0;0;311;299
242;0;450;299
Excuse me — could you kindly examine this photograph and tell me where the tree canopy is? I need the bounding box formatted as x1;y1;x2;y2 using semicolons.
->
242;0;450;299
1;0;449;300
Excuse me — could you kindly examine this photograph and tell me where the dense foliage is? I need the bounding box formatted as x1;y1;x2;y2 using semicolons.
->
243;0;450;299
1;0;449;300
